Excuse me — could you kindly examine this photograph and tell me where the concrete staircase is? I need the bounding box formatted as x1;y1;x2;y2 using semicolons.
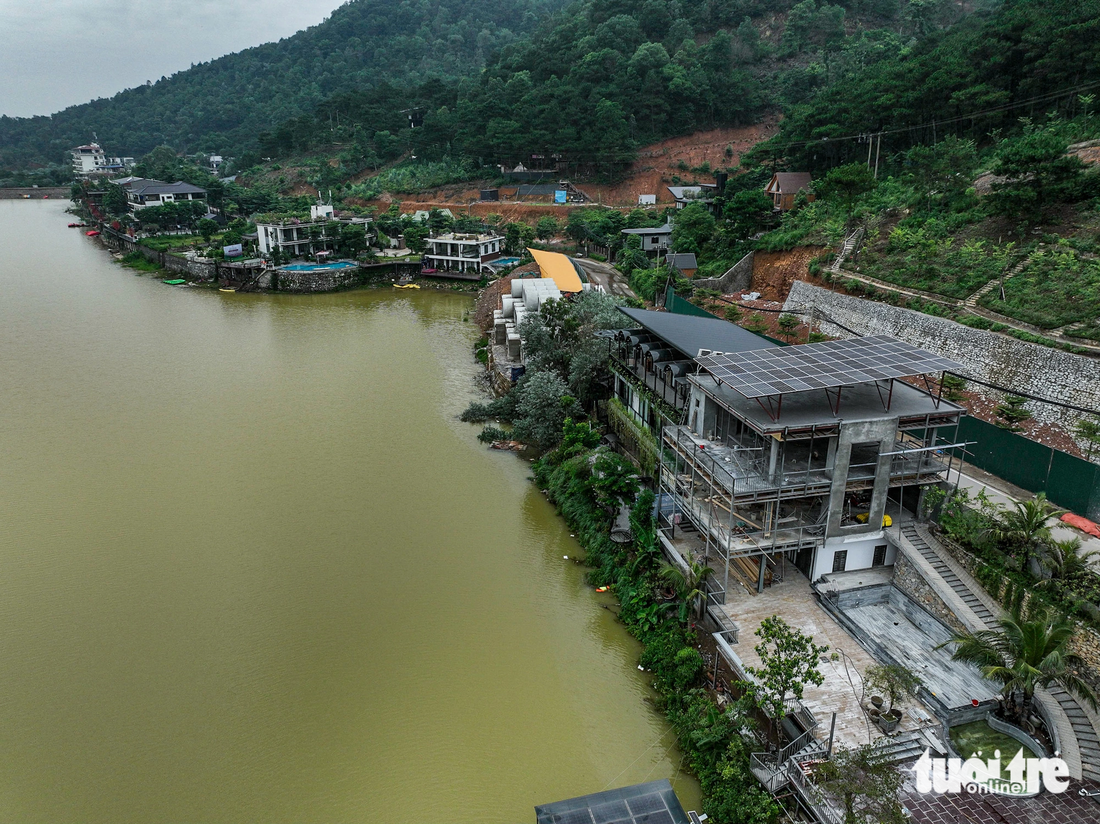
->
829;227;865;273
901;525;997;627
900;524;1100;782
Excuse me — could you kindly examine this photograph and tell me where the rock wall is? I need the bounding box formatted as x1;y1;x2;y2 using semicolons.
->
935;532;1100;694
892;550;968;634
692;251;753;294
0;187;69;199
784;281;1100;425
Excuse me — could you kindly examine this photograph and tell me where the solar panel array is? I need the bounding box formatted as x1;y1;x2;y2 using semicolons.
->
695;335;961;399
537;791;677;824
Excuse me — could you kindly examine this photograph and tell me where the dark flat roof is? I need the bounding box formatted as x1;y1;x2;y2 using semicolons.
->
622;223;672;235
130;180;207;196
535;780;690;824
666;253;698;269
617;307;776;359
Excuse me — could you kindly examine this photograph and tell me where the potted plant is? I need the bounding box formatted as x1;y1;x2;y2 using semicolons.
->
865;663;921;727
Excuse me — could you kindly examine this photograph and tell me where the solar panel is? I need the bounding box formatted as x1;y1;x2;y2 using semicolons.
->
695;335;961;398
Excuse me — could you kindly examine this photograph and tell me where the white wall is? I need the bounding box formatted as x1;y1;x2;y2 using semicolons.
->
811;532;897;581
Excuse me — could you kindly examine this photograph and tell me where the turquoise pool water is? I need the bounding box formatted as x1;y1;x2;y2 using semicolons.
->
493;257;521;266
280;261;358;272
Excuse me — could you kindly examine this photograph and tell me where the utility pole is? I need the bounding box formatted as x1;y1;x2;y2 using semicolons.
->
873;133;882;179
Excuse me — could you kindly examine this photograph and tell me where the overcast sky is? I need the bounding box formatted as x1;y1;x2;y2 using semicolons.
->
0;0;348;118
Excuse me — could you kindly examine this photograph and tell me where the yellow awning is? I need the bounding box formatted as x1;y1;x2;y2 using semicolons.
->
528;248;583;293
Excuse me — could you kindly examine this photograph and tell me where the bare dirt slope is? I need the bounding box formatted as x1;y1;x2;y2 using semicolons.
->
348;121;780;215
583;120;779;206
748;247;828;301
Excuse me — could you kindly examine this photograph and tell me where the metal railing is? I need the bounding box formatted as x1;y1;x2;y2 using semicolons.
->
786;757;844;824
611;349;689;411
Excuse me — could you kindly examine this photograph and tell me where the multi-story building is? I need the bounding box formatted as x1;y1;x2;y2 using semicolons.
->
606;308;967;601
71;143;106;177
70;143;134;177
422;232;505;277
658;334;965;601
256;206;372;259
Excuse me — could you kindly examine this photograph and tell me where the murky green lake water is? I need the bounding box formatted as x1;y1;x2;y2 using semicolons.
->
0;200;697;823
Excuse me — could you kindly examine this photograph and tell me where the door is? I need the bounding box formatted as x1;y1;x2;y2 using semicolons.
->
831;550;848;573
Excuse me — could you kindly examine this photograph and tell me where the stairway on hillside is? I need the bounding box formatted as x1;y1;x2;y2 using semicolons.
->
900;525;1100;782
829;227;864;273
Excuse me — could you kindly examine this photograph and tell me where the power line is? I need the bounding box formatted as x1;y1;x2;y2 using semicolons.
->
759;78;1100;154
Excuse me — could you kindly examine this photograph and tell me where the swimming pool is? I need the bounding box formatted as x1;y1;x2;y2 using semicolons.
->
492;257;521;267
279;261;358;272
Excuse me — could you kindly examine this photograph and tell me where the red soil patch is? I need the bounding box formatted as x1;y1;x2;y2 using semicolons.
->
749;246;829;301
582;119;780;207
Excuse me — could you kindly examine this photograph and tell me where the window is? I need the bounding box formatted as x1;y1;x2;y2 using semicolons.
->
873;544;888;567
832;550;848;574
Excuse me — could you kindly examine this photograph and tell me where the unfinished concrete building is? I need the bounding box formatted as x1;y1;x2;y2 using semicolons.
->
658;335;966;602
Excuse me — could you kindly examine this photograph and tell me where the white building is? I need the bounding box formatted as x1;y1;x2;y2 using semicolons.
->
256;213;372;258
71;144;106;177
70;143;134;178
422;232;505;276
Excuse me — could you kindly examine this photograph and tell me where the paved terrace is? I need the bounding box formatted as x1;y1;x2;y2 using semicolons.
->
713;565;939;749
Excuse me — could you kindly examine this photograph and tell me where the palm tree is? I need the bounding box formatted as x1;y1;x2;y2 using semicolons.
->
658;557;715;623
984;493;1063;573
943;607;1097;725
1040;537;1100;581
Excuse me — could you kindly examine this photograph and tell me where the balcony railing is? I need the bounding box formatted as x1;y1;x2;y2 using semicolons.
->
665;425;954;502
611;349;689;413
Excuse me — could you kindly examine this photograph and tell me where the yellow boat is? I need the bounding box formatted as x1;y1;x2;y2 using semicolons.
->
393;283;420;289
219;288;236;293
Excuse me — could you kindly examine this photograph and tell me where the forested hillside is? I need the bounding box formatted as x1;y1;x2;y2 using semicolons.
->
251;0;973;174
0;0;564;168
756;0;1100;168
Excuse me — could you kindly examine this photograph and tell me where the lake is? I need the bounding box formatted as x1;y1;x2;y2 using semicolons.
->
0;200;697;822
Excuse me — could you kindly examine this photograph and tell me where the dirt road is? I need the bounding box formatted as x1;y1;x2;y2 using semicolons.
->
574;257;636;299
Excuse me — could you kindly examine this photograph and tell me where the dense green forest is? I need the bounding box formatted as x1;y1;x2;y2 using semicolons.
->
252;0;971;171
755;0;1100;169
0;0;564;168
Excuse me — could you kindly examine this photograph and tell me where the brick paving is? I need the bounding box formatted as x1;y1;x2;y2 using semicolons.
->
904;777;1100;824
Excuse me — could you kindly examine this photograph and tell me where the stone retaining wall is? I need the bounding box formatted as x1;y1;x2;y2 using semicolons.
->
784;281;1100;426
893;550;968;634
0;187;69;199
934;531;1100;694
100;227;414;292
693;251;753;293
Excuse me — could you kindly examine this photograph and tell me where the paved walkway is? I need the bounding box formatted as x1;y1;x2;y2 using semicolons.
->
904;778;1100;824
899;524;1100;783
715;567;933;750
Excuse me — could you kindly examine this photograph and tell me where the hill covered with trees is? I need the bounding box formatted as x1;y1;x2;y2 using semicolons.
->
245;0;979;179
0;0;565;168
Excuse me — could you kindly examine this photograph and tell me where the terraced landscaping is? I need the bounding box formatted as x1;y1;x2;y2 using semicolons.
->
857;222;1014;299
979;246;1100;329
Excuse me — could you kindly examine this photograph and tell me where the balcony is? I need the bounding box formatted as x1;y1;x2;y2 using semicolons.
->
610;348;689;413
664;425;952;504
